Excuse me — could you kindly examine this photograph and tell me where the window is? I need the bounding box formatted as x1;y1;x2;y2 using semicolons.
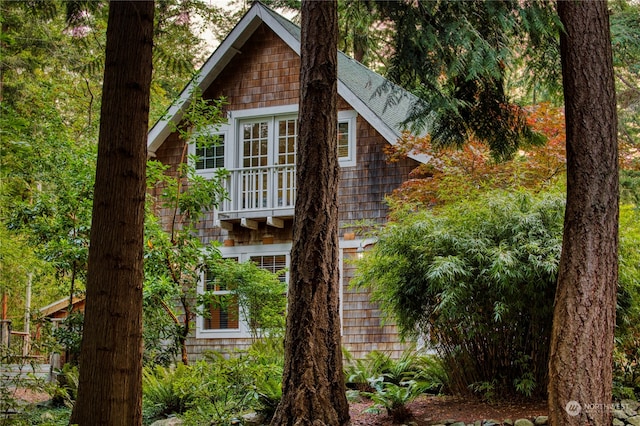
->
190;130;228;180
197;244;292;338
249;254;287;283
337;122;350;158
195;140;225;170
190;107;357;215
203;257;239;331
337;110;357;166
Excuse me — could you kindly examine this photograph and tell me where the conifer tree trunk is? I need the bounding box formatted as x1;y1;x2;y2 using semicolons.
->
70;2;154;425
270;1;350;425
548;1;618;425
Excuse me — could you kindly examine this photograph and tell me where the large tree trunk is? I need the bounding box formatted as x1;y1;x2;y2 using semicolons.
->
70;2;154;425
548;2;618;425
270;1;350;425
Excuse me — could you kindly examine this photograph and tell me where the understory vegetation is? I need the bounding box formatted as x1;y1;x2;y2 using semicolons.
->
3;182;639;425
353;185;640;401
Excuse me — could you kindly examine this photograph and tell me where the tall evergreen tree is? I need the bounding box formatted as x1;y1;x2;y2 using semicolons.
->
548;1;618;425
374;0;559;159
270;0;350;424
69;1;154;424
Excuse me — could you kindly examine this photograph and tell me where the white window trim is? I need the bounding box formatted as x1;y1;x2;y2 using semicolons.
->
337;110;357;167
195;241;351;339
188;124;230;180
191;106;358;174
195;243;292;339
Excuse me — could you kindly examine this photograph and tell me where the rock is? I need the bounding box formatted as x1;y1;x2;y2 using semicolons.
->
627;415;640;426
503;420;514;426
514;420;534;426
149;418;183;426
613;409;628;419
622;399;640;412
533;415;548;425
450;422;466;426
474;421;482;426
624;405;639;417
483;420;501;426
242;412;266;426
442;419;457;425
612;418;625;426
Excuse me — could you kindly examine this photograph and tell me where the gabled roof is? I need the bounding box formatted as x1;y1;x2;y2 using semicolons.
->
148;2;427;163
40;295;85;318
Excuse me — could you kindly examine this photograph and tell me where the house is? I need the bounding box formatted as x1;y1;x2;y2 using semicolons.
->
147;2;427;362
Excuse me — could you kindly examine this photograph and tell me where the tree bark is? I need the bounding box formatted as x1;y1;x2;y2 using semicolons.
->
548;2;618;425
70;2;154;425
270;1;350;425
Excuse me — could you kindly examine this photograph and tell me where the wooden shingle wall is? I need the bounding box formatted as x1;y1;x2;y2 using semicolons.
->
341;248;410;359
202;24;300;110
339;115;417;233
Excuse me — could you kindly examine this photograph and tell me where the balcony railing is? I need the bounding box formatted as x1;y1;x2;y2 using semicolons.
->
217;164;296;220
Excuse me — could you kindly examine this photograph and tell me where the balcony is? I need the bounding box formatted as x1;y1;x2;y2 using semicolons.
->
216;164;296;228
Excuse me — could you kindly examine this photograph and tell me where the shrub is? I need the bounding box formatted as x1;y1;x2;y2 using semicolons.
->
142;363;196;422
49;363;79;408
362;378;428;423
614;204;640;400
344;350;393;392
353;189;565;397
356;188;640;399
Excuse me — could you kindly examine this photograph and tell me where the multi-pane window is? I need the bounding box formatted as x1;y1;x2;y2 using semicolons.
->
278;119;297;166
249;255;288;283
242;122;269;168
203;262;239;331
191;109;357;214
202;254;288;332
195;135;225;170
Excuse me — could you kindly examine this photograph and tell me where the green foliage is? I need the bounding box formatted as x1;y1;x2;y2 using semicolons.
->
344;348;446;398
344;348;440;423
144;87;229;364
52;311;84;364
0;228;58;329
621;170;640;206
356;187;640;399
468;380;497;403
48;363;80;408
375;1;559;159
610;1;640;148
362;378;427;423
10;406;72;426
0;0;232;325
142;363;196;421
204;259;287;340
614;204;640;399
0;331;60;422
353;189;565;397
142;338;284;425
344;349;393;392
